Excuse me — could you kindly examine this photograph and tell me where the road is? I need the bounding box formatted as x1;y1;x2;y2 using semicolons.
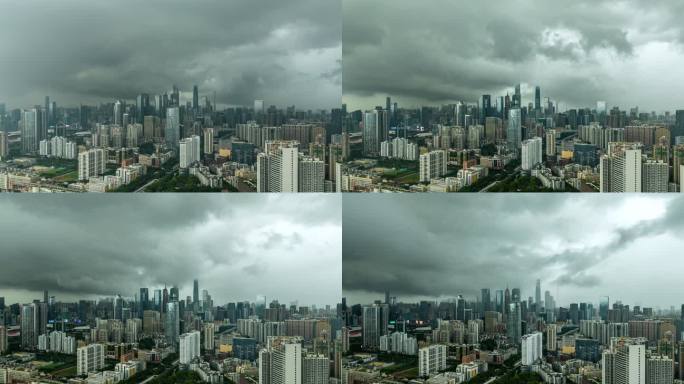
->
140;374;158;384
480;180;500;192
139;359;179;384
483;360;521;384
134;164;179;192
135;178;159;192
479;167;521;192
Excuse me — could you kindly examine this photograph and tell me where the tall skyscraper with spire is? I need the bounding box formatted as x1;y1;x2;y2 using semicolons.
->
193;85;199;111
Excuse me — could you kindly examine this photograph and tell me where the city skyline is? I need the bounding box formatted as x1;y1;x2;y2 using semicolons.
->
0;194;341;306
0;0;341;110
343;195;684;307
343;0;684;111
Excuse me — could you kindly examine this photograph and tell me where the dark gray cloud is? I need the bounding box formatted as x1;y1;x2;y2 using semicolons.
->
343;195;684;308
0;0;341;110
342;0;684;112
0;194;341;306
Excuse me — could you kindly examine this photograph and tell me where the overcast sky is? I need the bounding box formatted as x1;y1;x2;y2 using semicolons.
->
0;0;341;110
343;0;684;112
0;195;341;307
343;195;684;309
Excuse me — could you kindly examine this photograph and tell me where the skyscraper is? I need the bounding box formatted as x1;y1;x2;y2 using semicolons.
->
303;354;329;384
597;101;607;115
363;109;388;157
44;96;50;129
419;150;447;182
600;142;643;192
113;100;123;126
673;110;684;145
418;344;447;377
192;85;199;111
521;137;542;170
136;94;150;123
480;94;491;124
139;288;149;317
21;108;43;153
77;344;105;376
602;338;645;384
203;127;214;155
507;302;521;343
521;332;543;365
600;297;610;321
511;288;521;302
481;288;491;312
254;99;264;114
165;107;180;148
504;288;511;316
298;157;325;192
179;331;201;364
78;148;106;181
678;341;684;380
165;301;180;346
362;303;388;349
641;160;668;193
257;141;300;192
171;85;180;107
507;108;521;151
535;279;541;310
259;337;303;384
169;286;179;302
545;129;557;158
179;135;201;169
193;279;199;305
153;289;162;311
385;96;391;123
546;324;557;352
647;355;673;384
0;131;7;159
203;323;215;352
534;86;541;113
20;303;36;348
0;325;7;354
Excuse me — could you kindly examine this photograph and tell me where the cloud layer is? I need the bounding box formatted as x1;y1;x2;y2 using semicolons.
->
0;195;341;306
0;0;341;109
343;0;684;111
343;195;684;308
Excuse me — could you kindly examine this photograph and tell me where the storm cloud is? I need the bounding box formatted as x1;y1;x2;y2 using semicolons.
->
342;0;684;112
0;0;341;110
343;195;684;308
0;194;341;306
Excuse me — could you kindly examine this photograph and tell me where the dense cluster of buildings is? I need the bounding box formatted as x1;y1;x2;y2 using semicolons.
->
0;87;350;193
0;280;341;383
342;280;684;384
338;88;684;192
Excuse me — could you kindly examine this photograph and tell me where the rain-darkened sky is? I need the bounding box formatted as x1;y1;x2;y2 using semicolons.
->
343;0;684;112
0;0;341;110
0;194;341;306
343;195;684;309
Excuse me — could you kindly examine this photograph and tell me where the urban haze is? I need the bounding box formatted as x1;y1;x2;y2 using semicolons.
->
0;0;341;110
343;0;684;111
343;194;684;307
0;194;342;306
